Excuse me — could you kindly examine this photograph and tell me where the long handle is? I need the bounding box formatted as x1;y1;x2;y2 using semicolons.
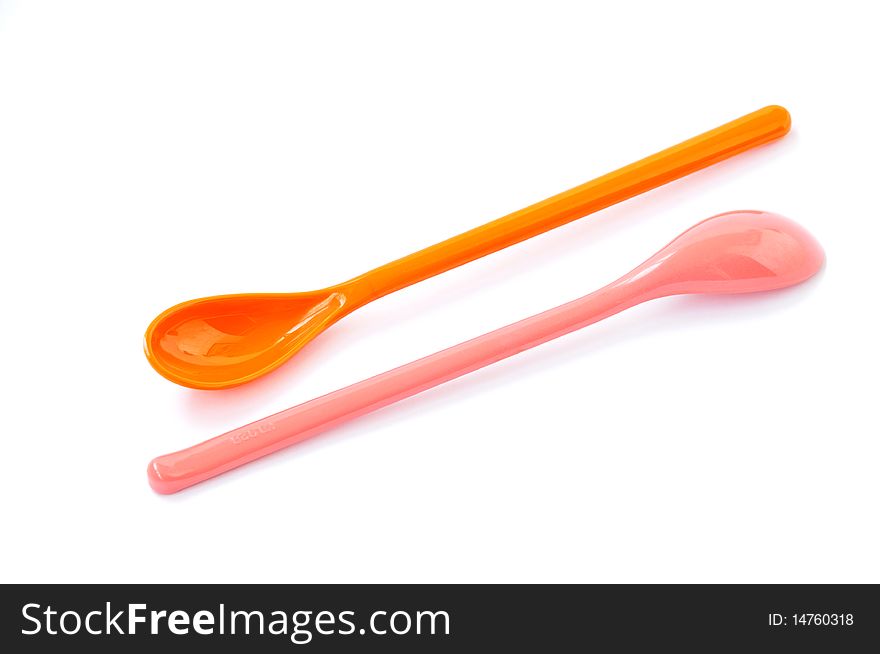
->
148;278;653;493
344;105;790;304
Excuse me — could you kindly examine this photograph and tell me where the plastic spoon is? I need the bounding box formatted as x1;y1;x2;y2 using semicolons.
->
145;106;791;389
148;210;824;493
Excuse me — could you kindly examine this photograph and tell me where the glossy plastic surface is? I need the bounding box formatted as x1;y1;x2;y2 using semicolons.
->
148;211;824;493
144;106;791;389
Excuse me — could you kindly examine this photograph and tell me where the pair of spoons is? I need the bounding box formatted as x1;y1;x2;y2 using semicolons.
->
143;104;823;493
149;210;824;493
145;106;792;389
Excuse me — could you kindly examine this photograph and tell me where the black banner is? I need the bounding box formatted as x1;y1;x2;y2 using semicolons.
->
1;584;877;651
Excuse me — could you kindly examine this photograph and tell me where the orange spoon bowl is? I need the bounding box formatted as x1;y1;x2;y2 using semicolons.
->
144;106;791;389
144;289;352;389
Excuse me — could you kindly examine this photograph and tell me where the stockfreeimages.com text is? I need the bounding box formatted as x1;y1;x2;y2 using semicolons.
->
21;602;450;645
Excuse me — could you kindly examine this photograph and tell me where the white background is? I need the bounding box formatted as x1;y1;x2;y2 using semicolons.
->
1;1;878;583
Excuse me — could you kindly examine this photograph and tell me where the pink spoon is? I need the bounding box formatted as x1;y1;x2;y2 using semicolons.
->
149;211;824;494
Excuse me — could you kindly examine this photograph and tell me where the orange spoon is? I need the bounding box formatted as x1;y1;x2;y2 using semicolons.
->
145;106;790;389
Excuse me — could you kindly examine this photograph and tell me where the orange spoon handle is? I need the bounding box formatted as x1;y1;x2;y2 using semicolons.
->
345;105;790;303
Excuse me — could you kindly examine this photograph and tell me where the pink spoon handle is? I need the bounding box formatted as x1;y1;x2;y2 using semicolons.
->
148;278;650;494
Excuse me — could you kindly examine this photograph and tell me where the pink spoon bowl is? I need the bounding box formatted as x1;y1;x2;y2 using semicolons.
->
149;211;824;494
